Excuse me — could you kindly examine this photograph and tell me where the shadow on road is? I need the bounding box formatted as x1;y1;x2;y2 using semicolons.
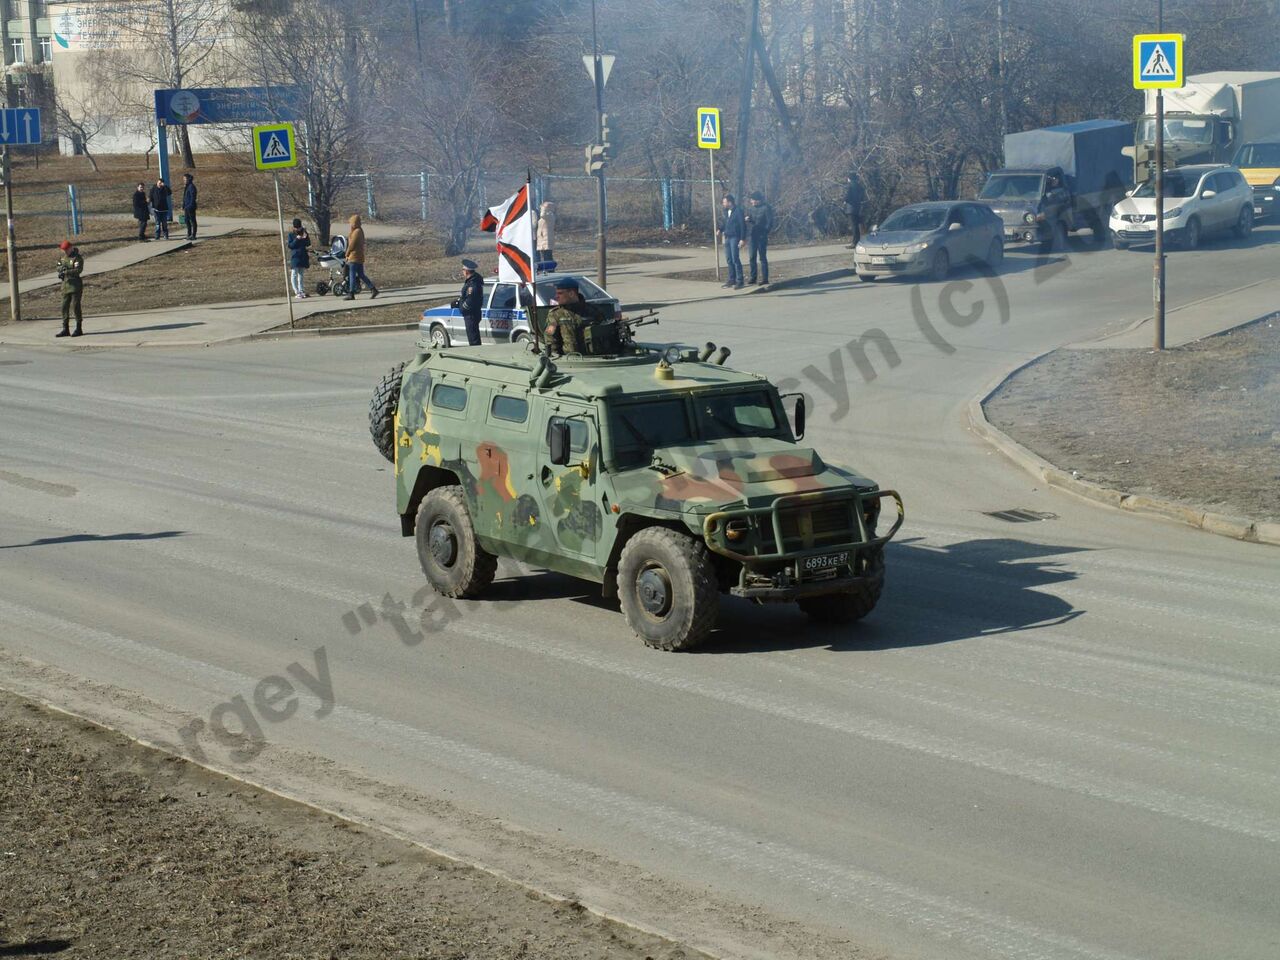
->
0;531;187;550
703;536;1088;654
88;322;205;336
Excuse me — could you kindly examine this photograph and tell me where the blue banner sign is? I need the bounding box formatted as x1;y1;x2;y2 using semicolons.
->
154;86;303;125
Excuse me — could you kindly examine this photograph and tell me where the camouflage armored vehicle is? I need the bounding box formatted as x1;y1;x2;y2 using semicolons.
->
369;334;903;651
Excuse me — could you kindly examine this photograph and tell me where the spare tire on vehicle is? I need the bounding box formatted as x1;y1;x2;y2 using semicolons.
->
369;361;406;463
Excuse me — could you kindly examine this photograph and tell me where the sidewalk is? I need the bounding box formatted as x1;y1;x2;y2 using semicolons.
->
0;240;854;348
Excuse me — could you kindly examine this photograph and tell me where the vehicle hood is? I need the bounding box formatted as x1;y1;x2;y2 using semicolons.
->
1111;197;1164;217
860;230;936;252
611;439;876;515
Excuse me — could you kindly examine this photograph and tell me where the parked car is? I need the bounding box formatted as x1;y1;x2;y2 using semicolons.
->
419;273;620;347
1108;164;1254;249
854;201;1004;282
1230;140;1280;221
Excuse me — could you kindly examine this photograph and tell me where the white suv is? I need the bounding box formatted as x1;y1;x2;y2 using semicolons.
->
1109;164;1254;250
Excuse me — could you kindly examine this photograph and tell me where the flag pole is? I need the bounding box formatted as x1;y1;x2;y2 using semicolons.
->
526;171;543;352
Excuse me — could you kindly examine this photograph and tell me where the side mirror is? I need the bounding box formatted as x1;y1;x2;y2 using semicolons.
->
793;395;806;440
549;421;572;466
948;221;963;231
870;223;879;233
1201;189;1217;198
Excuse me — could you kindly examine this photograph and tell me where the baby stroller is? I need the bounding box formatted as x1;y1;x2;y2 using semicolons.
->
314;236;358;297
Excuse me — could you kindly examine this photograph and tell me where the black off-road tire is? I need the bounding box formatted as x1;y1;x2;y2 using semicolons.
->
618;527;718;651
415;486;497;599
369;361;406;463
798;566;884;624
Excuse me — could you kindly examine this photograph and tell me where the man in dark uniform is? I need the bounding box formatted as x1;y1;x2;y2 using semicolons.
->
543;277;603;355
55;240;85;338
457;258;485;346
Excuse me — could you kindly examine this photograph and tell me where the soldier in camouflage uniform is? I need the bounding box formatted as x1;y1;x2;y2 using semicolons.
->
543;277;603;355
55;240;85;338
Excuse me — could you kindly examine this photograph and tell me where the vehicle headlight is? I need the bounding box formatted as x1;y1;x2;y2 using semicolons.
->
1023;212;1036;224
904;241;929;254
1165;206;1182;219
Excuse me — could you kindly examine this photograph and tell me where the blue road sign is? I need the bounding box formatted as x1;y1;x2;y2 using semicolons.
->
0;107;41;145
154;86;303;125
1133;34;1184;89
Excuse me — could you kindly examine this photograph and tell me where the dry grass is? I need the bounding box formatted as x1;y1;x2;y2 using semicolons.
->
0;217;140;283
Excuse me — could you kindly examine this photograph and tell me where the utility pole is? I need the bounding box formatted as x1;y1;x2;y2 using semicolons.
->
733;0;760;201
997;0;1008;139
591;0;607;288
4;147;19;323
1154;0;1166;350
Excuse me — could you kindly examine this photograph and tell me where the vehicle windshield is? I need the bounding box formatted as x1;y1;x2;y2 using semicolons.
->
1133;173;1202;199
535;277;608;304
606;390;786;467
1137;117;1214;145
1232;143;1280;167
879;207;947;232
978;174;1043;200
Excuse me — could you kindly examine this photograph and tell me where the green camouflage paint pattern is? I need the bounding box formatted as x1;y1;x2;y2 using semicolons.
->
394;343;894;584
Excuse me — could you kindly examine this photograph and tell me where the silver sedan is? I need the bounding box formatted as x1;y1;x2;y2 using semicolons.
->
854;201;1004;281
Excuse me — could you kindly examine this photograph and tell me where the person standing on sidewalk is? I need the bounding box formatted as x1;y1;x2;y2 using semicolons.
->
181;173;198;240
149;178;172;240
131;183;150;241
744;190;774;285
717;194;746;289
343;214;378;300
536;200;555;264
55;240;84;338
843;172;865;247
287;218;311;300
457;258;484;346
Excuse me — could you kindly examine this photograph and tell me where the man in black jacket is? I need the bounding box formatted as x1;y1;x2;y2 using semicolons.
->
132;183;149;241
149;178;172;240
181;174;198;240
744;191;774;285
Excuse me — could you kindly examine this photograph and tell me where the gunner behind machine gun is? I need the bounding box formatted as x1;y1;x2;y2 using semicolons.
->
541;277;658;356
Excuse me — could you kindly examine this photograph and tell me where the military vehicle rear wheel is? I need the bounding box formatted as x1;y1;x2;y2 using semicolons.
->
798;567;883;624
618;528;718;651
416;486;498;599
369;362;406;463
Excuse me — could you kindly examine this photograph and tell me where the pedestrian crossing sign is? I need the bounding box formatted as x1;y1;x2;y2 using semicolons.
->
697;107;721;150
1133;34;1184;89
253;121;298;170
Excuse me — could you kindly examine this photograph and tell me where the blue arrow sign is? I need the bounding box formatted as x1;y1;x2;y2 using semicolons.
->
0;108;41;145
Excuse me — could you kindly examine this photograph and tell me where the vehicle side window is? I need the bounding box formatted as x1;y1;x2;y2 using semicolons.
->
432;384;467;411
960;205;985;227
947;207;963;226
546;415;589;454
1202;174;1222;195
491;395;528;423
490;284;517;311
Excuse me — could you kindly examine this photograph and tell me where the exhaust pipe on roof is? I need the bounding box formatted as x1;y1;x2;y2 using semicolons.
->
712;346;732;365
697;342;717;362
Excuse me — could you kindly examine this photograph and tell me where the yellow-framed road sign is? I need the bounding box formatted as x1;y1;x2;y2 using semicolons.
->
696;107;721;150
253;121;298;170
1133;34;1184;89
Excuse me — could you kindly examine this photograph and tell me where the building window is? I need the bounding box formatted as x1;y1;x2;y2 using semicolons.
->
39;36;51;63
9;39;24;65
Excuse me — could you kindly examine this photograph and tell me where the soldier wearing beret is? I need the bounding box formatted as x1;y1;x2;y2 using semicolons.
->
457;259;484;346
55;240;85;338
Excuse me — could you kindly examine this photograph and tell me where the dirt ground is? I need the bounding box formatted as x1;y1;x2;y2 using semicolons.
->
660;253;851;285
272;302;436;331
0;218;140;284
0;690;700;960
985;315;1280;522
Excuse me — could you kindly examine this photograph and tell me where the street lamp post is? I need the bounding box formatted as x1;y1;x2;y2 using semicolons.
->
591;0;607;288
1154;0;1166;350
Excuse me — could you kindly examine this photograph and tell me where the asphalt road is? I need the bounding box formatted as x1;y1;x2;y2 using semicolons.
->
2;228;1278;960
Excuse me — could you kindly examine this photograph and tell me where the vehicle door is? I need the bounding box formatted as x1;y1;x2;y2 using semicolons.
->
1199;173;1230;231
942;205;973;262
487;282;518;341
959;204;993;262
1224;170;1252;224
536;402;604;561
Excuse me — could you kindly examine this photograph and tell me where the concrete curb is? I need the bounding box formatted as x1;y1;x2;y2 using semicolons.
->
251;321;418;340
967;357;1279;548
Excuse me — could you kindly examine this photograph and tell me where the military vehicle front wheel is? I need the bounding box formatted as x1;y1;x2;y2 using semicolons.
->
798;569;883;625
618;528;718;651
416;486;498;599
369;362;406;463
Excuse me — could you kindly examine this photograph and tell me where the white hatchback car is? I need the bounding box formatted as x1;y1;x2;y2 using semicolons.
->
1109;164;1254;250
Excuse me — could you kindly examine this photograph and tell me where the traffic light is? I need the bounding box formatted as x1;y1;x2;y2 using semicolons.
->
600;114;613;159
584;144;607;176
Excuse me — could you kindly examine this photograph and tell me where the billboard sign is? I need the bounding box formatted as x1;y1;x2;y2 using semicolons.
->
154;86;304;125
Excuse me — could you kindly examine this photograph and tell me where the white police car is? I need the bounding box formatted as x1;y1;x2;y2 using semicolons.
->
419;271;619;347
